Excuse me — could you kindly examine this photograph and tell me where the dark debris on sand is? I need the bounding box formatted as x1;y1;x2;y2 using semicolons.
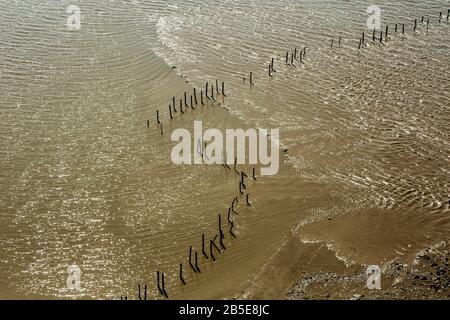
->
286;241;450;300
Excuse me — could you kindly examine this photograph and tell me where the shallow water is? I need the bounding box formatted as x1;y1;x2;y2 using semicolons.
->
0;0;449;299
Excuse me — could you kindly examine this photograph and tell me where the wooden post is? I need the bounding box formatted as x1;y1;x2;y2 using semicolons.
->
184;91;188;107
169;105;173;119
211;84;215;101
269;64;272;77
252;167;257;180
448;9;450;21
299;51;303;63
190;95;194;109
385;25;389;39
303;47;306;58
331;39;334;47
372;29;376;42
222;82;226;97
358;38;361;50
161;272;168;298
291;52;294;66
156;110;160;124
195;251;201;273
246;193;251;207
157;271;163;295
160;124;163;135
179;99;184;114
189;246;197;273
294;47;297;60
250;72;254;85
138;284;142;300
395;24;398;33
209;240;216;261
362;32;365;45
402;24;405;35
216;79;220;95
380;31;383;43
206;82;209;97
193;88;198;105
202;234;208;259
421;16;424;23
271;58;276;72
146;120;149;127
427;18;430;29
179;263;186;285
144;284;147;300
200;90;204;105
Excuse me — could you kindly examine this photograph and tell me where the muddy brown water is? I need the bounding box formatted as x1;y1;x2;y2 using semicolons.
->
0;0;449;299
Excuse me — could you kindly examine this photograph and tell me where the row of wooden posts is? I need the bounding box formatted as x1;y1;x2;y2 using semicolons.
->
147;80;227;134
125;164;257;300
355;10;449;49
246;9;449;85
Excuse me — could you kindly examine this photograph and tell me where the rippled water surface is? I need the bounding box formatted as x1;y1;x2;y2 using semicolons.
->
0;0;449;299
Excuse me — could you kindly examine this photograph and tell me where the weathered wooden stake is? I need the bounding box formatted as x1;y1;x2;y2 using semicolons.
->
160;124;163;135
169;105;173;119
414;19;417;31
179;263;186;285
195;251;201;273
222;82;226;97
250;72;254;85
138;284;142;300
252;167;257;180
269;65;272;77
299;51;303;63
402;24;405;34
193;88;198;105
211;84;216;101
385;25;389;39
157;271;163;295
156;110;160;124
144;284;147;300
421;16;424;23
372;29;376;42
200;90;204;105
331;39;334;47
189;246;197;273
271;58;276;72
173;97;176;112
184;92;188;107
146;120;149;127
161;272;168;298
180;99;184;114
206;82;209;97
286;52;289;64
395;24;398;33
210;240;216;261
358;39;362;50
202;234;208;259
190;95;194;109
246;193;251;207
380;31;383;43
